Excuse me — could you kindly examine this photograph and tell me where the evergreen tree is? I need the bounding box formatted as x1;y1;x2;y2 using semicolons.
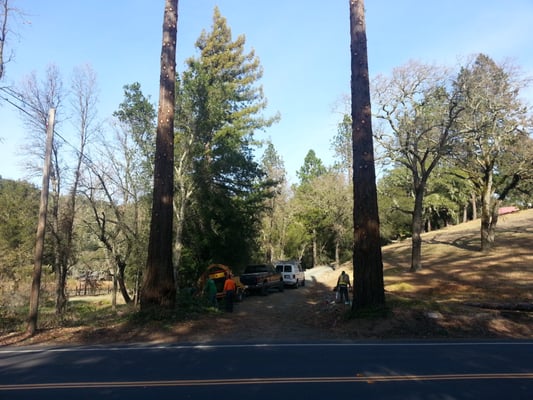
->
177;7;276;273
113;82;157;183
0;178;40;267
331;114;353;181
0;178;40;326
294;171;352;268
293;151;329;267
260;141;288;262
297;149;326;185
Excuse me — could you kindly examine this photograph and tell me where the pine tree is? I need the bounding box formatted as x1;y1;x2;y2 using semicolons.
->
297;150;327;185
176;7;277;270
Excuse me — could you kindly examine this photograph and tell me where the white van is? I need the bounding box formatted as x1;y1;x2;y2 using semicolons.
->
275;260;305;288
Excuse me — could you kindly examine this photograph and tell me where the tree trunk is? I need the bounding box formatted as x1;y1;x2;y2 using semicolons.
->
117;259;132;304
55;65;95;315
350;0;385;309
410;186;424;271
312;228;317;268
335;238;340;269
27;108;55;336
107;255;117;311
172;131;194;286
140;0;178;310
55;266;68;315
482;172;520;253
480;173;494;252
172;194;186;285
471;192;477;220
96;213;133;304
0;0;9;81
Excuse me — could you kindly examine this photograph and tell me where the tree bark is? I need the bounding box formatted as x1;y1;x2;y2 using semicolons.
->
27;108;55;336
480;171;494;252
312;228;317;268
0;0;10;81
471;192;477;220
335;238;340;269
410;185;424;271
140;0;178;310
116;259;132;304
172;129;194;285
350;0;385;308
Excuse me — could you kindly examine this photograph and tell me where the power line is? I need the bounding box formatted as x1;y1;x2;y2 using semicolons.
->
0;86;37;120
1;85;138;194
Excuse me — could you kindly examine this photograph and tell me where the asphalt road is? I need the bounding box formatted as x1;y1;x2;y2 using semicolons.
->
1;341;532;399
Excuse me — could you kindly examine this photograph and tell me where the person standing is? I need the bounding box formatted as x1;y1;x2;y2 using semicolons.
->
223;273;237;312
205;277;218;308
336;271;351;305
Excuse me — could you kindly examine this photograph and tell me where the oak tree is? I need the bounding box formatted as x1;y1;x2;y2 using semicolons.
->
372;61;462;271
453;54;533;252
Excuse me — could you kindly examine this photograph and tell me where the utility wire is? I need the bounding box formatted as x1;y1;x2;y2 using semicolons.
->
1;85;139;194
0;86;37;119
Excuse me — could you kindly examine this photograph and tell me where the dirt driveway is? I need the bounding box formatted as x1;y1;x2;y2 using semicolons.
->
172;266;359;343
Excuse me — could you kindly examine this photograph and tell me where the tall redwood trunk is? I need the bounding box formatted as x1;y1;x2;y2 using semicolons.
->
140;0;178;310
350;0;385;309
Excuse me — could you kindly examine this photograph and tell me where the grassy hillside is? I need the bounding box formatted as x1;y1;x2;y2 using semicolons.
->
335;208;533;338
383;208;533;304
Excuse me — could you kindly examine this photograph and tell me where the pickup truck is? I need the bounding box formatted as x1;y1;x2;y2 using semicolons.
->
239;264;284;296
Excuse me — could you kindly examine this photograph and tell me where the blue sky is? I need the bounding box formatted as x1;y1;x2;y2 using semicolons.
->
1;0;532;184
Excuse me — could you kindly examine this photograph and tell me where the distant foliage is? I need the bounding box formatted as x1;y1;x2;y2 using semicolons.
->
0;178;40;308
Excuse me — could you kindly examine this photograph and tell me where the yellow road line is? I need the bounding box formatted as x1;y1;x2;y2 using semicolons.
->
2;373;533;391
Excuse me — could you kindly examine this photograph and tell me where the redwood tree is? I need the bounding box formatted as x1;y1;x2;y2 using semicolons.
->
140;0;178;310
349;0;385;308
